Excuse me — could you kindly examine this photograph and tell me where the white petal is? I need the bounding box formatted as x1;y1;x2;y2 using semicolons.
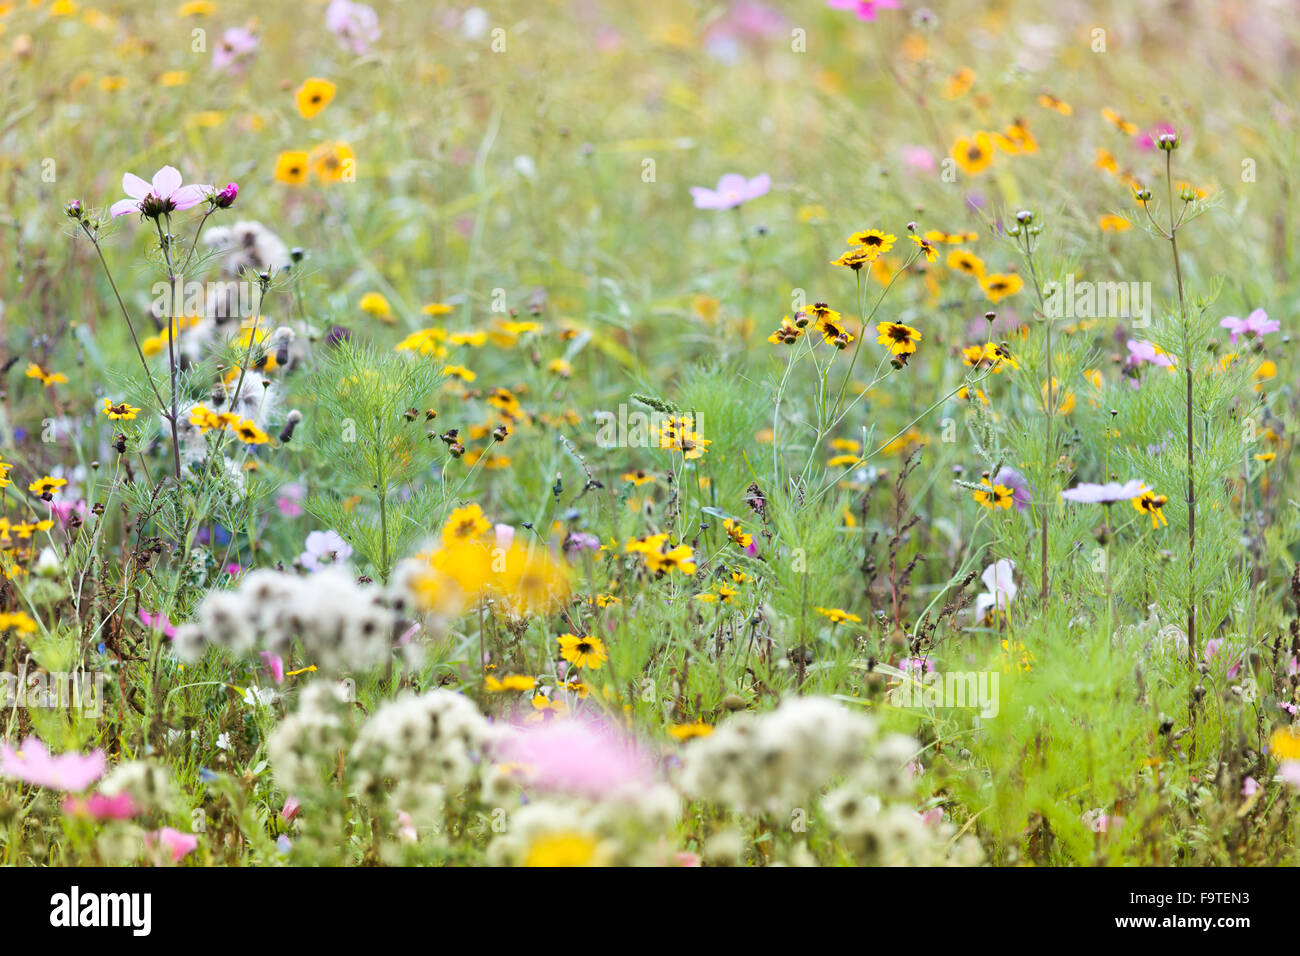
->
152;165;183;197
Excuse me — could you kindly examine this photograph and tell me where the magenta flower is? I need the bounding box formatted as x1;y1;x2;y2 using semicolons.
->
109;166;213;219
259;651;285;684
1219;308;1279;344
212;26;258;72
1203;638;1242;679
900;145;937;174
690;172;771;210
139;609;176;639
276;482;305;518
212;182;238;209
147;827;199;863
0;736;105;791
281;796;301;823
496;717;654;799
326;0;380;54
828;0;902;21
1061;480;1148;504
64;792;139;820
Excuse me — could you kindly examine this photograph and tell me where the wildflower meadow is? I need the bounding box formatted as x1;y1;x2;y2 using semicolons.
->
1;0;1299;906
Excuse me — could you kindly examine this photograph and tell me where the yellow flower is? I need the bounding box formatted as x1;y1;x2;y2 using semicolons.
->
941;67;975;100
951;133;994;175
973;478;1013;510
1098;214;1131;232
159;70;189;86
876;322;921;357
523;831;603;867
396;328;448;357
1131;491;1168;528
980;273;1023;302
359;291;393;322
310;140;356;184
658;416;710;460
25;363;67;387
102;398;140;421
845;229;896;258
233;419;269;444
668;721;713;741
947;249;986;278
1037;92;1072;115
0;610;37;634
274;150;310;186
815;607;861;624
547;358;573;377
1041;378;1076;415
1270;727;1300;762
29;476;67;496
178;1;217;14
441;503;491;547
558;633;608;670
909;235;939;262
295;77;336;119
484;674;536;693
422;302;454;316
1101;107;1138;135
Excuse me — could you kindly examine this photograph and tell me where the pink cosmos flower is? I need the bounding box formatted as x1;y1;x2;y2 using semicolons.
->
280;796;301;823
1126;339;1176;368
828;0;902;21
899;656;935;676
276;482;305;518
1135;123;1177;151
47;499;87;528
300;529;352;571
326;0;380;54
900;145;937;174
147;827;199;863
690;173;771;210
1203;638;1242;679
1279;762;1300;789
496;717;654;799
919;807;943;826
212;26;258;72
1061;480;1149;504
110;166;212;219
1219;308;1279;344
260;651;285;684
64;792;139;820
1243;776;1259;797
993;467;1031;512
494;524;515;550
0;736;105;791
139;609;176;639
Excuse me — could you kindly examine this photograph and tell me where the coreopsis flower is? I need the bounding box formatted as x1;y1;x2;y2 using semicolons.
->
815;607;862;624
558;633;608;670
831;245;873;270
941;67;975;100
441;503;491;546
189;405;221;433
723;518;757;555
768;316;803;345
972;478;1014;510
102;399;140;420
310;140;356;183
295;77;337;119
876;321;921;357
980;273;1023;302
109;165;212;219
359;291;393;321
669;721;713;741
962;341;1017;371
1219;308;1279;344
909;235;939;262
658;416;710;460
1041;378;1075;414
689;172;770;210
1037;92;1072;115
274;151;310;185
0;611;38;634
995;119;1037;154
422;302;454;316
845;229;896;259
1131;490;1169;528
1101;107;1139;135
29;476;67;497
485;674;536;693
25;363;67;387
233;419;269;444
951;133;994;175
947;249;985;278
1098;214;1130;232
816;313;854;349
396;328;449;357
644;543;697;575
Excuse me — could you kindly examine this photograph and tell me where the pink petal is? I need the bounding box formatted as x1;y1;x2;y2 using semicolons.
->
152;165;183;198
171;184;211;210
121;172;151;199
110;198;140;218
